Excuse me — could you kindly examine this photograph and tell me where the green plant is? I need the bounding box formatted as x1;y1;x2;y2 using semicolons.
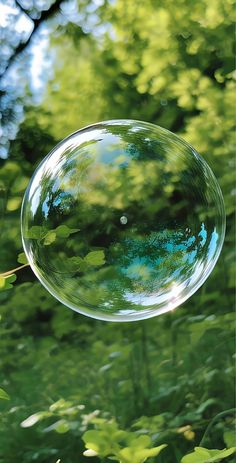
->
82;419;167;462
0;388;9;401
181;447;236;463
81;419;235;463
0;0;234;462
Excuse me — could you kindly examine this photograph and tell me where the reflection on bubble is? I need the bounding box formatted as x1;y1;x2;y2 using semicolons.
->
21;120;225;321
120;216;128;225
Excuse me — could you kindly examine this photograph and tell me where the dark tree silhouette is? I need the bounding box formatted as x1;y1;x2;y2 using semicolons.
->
0;0;65;78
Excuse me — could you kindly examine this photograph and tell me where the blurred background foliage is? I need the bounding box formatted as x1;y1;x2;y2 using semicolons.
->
0;0;235;461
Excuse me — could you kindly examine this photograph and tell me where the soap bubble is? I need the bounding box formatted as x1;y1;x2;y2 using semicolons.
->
21;120;225;321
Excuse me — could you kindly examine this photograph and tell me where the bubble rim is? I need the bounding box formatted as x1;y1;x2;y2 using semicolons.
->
21;119;226;322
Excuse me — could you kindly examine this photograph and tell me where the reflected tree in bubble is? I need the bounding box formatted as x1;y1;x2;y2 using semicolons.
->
21;120;225;321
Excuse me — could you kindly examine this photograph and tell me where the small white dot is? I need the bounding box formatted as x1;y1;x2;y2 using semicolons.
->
120;216;128;225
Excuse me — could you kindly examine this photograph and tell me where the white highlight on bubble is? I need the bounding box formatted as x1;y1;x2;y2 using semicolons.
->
120;216;128;225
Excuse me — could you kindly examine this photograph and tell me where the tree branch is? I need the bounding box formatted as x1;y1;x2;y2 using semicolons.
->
15;0;33;19
0;0;65;78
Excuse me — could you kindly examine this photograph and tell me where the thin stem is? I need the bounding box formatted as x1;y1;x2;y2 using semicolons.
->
199;408;236;446
0;263;30;277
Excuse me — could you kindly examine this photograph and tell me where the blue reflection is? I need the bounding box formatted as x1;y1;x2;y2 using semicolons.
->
198;223;207;247
208;228;219;261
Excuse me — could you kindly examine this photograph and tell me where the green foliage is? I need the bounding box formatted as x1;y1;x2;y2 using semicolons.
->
0;0;235;461
0;273;16;291
26;225;80;245
17;252;28;265
84;250;106;266
0;388;10;400
82;419;167;462
223;431;235;448
181;447;236;463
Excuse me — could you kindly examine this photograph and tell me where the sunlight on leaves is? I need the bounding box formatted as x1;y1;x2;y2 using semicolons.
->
0;388;10;400
84;250;106;266
0;274;16;291
181;446;236;463
17;252;28;265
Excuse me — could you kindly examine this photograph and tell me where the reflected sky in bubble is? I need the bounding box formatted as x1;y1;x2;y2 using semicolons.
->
21;120;225;321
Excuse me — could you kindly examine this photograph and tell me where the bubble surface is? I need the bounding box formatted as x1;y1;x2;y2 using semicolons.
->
120;216;128;225
21;120;225;321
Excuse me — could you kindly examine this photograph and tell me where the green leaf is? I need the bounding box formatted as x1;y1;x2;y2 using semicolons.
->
44;419;70;434
17;252;28;265
67;256;87;272
83;429;111;456
84;250;106;266
0;388;10;400
55;225;80;238
26;226;47;240
54;420;70;433
126;435;152;448
181;447;236;463
119;444;167;463
0;274;17;291
224;431;235;447
21;412;51;428
43;231;57;245
26;225;79;245
49;398;72;412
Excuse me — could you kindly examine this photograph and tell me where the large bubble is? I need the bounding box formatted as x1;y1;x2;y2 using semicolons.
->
21;120;225;321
